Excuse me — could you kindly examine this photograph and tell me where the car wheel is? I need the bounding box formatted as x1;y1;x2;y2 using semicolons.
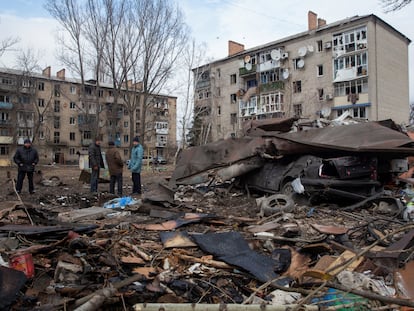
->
259;194;294;216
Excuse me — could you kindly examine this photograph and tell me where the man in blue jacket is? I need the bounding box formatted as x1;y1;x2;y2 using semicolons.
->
128;136;143;196
13;138;39;194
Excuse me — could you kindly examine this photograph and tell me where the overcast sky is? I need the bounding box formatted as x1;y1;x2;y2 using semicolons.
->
0;0;413;100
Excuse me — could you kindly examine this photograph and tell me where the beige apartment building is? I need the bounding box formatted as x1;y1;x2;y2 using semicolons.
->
0;66;177;165
193;12;411;143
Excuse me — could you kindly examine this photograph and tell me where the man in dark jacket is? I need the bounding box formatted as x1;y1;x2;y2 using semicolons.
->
88;136;104;193
13;138;39;194
106;141;124;196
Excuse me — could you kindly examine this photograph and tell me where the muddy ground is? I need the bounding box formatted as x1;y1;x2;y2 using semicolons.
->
1;163;413;310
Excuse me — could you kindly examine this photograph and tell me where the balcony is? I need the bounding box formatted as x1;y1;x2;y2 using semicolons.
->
195;79;210;90
259;81;284;93
0;102;13;110
155;141;167;148
239;64;257;76
81;139;92;146
0;136;13;144
156;128;168;135
0;119;12;126
47;140;68;146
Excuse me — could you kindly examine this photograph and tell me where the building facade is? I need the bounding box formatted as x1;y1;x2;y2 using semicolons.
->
193;12;411;143
0;66;177;165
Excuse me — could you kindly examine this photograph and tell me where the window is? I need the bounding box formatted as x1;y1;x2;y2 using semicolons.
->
0;112;9;122
217;106;221;115
230;74;237;84
216;68;221;79
39;115;44;123
39;131;44;140
317;65;323;76
54;100;60;113
293;104;302;116
318;88;324;101
0;146;9;155
19;96;30;104
230;113;237;125
0;95;10;102
70;132;76;141
293;81;302;93
38;82;44;91
124;135;129;143
230;94;237;104
38;98;45;107
83;131;91;140
1;77;14;85
98;90;104;97
54;131;60;144
54;116;60;129
54;84;60;97
70;102;76;109
70;86;76;94
293;58;303;70
124;121;129;128
69;117;76;125
317;40;323;52
69;148;76;155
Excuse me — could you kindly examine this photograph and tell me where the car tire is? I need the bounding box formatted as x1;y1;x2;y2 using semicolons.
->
259;194;294;216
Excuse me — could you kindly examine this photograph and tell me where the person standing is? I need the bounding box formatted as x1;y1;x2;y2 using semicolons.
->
128;136;143;196
88;136;104;193
13;138;39;194
106;141;124;196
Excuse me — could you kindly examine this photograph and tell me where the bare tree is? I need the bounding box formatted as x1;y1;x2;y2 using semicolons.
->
0;36;20;59
380;0;412;12
132;0;189;146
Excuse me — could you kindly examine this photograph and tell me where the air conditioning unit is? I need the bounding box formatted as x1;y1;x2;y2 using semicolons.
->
281;52;289;59
325;94;333;100
324;42;332;49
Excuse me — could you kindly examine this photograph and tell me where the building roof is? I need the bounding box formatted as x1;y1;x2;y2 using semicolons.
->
199;14;411;68
0;67;177;99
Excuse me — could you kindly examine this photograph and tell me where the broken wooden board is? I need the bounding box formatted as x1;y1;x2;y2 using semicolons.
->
57;207;113;222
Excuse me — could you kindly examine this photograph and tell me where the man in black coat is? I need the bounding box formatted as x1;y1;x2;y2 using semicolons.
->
13;138;39;194
88;136;104;193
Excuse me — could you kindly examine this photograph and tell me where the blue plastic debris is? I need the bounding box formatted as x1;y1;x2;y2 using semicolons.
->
103;196;137;209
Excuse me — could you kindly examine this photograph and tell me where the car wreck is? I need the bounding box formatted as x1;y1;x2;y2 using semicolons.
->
171;118;414;207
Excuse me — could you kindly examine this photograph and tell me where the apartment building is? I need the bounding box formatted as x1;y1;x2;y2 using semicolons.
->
193;12;411;143
0;66;177;165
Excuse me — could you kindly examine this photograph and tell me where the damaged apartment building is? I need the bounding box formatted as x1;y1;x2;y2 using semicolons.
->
193;11;411;143
0;67;177;165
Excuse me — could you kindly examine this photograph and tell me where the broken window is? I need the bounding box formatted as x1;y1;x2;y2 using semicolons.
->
230;74;237;84
317;65;323;76
318;88;324;101
230;93;237;104
293;81;302;93
317;40;323;52
230;113;237;125
293;103;302;116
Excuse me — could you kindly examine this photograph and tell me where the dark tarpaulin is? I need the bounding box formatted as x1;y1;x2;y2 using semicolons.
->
191;231;278;282
271;121;414;156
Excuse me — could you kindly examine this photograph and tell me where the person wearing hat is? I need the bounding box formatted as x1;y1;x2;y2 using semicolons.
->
106;141;124;196
88;136;105;193
128;136;144;196
13;138;39;194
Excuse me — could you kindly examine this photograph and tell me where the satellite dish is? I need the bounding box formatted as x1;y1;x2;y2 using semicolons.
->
245;62;252;70
244;55;251;63
321;106;332;118
297;59;305;69
298;46;307;57
270;49;281;61
307;45;314;53
282;69;290;80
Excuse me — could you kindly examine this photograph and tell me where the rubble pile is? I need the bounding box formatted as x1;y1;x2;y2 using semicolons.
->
1;117;414;310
